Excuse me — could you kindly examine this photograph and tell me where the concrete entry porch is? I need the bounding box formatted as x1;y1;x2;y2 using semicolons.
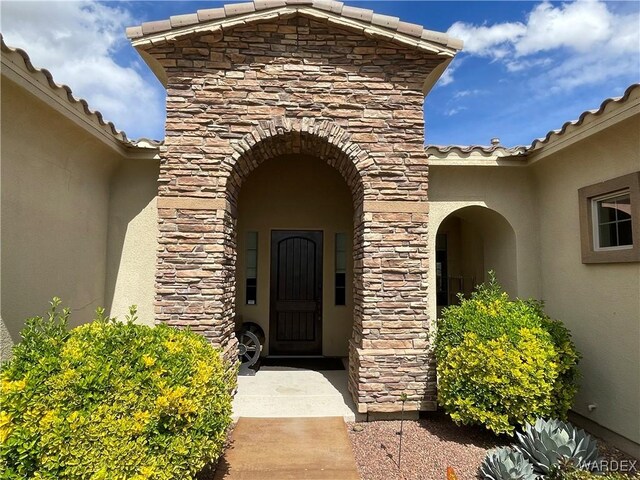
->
232;365;363;422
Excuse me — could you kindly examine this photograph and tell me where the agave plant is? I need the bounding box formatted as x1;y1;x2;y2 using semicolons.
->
515;418;600;475
480;447;538;480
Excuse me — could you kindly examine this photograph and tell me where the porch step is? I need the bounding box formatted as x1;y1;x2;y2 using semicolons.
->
213;417;360;480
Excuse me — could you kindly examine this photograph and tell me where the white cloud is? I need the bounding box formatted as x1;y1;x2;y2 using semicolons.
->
445;1;640;91
453;89;485;99
439;68;455;86
448;21;526;57
504;57;552;73
1;1;165;139
444;106;467;116
514;1;612;55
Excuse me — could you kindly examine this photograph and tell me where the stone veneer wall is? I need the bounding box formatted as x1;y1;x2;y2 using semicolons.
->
147;14;440;413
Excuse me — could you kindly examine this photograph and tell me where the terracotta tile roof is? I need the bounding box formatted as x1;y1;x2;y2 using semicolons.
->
126;0;463;56
1;34;161;150
528;83;640;151
425;144;527;157
426;83;640;160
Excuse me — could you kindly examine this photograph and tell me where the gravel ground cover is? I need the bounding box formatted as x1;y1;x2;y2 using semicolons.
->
347;411;638;480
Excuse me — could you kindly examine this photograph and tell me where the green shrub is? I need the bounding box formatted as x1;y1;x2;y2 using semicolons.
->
1;299;235;479
435;273;580;435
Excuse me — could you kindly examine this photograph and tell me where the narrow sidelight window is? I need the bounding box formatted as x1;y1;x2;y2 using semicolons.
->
335;233;347;306
246;232;258;305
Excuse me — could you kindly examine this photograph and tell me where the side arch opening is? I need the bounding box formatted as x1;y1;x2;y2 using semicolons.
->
434;205;517;314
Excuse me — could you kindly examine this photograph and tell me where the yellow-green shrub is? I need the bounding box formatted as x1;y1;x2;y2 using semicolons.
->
435;273;580;435
0;299;235;479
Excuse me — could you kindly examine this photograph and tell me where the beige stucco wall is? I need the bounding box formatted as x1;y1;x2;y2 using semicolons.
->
427;165;541;322
104;158;159;325
1;79;120;358
531;115;640;446
235;155;354;357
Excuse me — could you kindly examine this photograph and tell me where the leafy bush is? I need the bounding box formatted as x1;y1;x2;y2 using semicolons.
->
1;299;235;479
435;273;580;435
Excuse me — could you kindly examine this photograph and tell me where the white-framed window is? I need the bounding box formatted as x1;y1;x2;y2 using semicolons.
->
592;191;633;250
579;172;639;264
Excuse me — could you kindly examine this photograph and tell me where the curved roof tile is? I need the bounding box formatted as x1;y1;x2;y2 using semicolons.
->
425;144;527;156
426;83;640;160
126;0;463;54
1;35;162;150
529;83;640;150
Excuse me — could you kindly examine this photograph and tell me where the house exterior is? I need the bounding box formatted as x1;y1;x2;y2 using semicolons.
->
1;0;638;456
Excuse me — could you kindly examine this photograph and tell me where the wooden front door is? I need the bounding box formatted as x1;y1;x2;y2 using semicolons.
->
270;230;323;355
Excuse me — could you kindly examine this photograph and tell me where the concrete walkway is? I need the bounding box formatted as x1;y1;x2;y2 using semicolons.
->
213;417;360;480
232;366;361;421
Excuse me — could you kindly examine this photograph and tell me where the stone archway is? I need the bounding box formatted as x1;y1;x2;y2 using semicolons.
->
222;118;368;407
224;118;367;208
139;0;455;416
156;117;433;414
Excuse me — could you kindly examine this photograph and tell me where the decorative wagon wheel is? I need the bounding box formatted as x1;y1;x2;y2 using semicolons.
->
236;330;261;367
240;322;265;345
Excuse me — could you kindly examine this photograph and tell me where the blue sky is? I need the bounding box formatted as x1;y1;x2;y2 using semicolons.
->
2;1;638;146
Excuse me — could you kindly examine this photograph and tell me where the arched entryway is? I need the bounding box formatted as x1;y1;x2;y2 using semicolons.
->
434;206;517;314
156;117;433;415
143;0;456;419
221;118;367;407
235;154;354;357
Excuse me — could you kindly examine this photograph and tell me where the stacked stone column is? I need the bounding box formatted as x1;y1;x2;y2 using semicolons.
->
149;15;441;413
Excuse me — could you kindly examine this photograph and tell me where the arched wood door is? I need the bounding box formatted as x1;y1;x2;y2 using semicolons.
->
269;230;323;355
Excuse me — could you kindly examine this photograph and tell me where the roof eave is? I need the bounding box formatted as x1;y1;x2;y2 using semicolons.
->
1;36;162;158
131;6;459;55
128;4;462;91
425;145;528;165
526;84;640;164
137;47;169;88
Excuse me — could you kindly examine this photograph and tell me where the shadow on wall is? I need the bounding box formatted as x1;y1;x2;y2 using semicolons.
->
104;158;160;325
436;205;518;305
